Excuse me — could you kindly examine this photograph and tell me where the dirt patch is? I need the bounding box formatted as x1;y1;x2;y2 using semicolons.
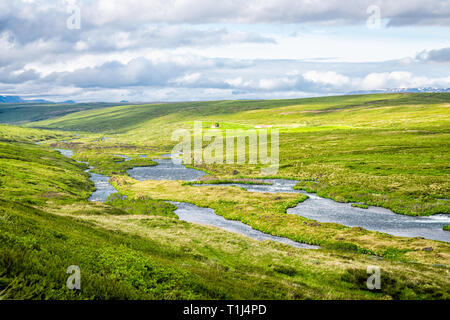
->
41;191;63;199
279;112;297;115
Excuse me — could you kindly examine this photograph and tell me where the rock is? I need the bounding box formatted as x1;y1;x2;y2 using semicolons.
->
274;197;282;200
232;170;239;175
422;247;433;252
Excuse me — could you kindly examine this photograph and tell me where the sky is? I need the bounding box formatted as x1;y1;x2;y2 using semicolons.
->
0;0;449;102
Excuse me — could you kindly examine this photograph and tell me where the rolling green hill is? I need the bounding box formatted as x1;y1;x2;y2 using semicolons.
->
25;93;450;133
26;93;450;216
1;93;449;300
0;102;127;124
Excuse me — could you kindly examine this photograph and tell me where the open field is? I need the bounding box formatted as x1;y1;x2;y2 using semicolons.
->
28;93;450;215
1;93;449;299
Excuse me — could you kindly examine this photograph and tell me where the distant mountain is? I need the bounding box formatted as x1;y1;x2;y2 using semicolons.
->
348;87;450;95
0;95;25;103
0;95;54;103
27;99;54;103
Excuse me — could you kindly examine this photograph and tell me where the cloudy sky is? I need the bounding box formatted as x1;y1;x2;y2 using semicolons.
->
0;0;449;102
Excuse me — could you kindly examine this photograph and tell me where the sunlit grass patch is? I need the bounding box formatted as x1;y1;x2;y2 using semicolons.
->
106;193;178;218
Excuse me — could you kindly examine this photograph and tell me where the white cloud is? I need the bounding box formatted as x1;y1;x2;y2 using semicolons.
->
0;1;450;101
415;47;450;63
80;0;450;26
362;71;450;90
225;77;243;87
173;73;202;85
303;71;349;86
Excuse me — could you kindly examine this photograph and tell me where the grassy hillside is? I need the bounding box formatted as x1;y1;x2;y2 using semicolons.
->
1;93;449;300
0;102;124;124
1;129;449;300
26;93;450;133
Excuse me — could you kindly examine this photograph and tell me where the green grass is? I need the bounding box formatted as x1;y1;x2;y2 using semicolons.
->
4;196;447;300
27;93;450;132
0;102;123;124
24;93;449;216
444;225;450;231
0;140;94;206
351;204;369;209
1;93;449;300
0;124;71;143
182;179;271;186
0;199;198;299
3;140;443;299
106;193;178;218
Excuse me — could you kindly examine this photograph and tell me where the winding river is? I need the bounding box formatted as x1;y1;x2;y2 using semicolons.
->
55;150;317;248
55;149;450;243
56;148;117;202
194;179;450;242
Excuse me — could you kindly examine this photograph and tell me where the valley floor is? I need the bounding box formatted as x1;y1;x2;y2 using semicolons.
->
0;93;449;299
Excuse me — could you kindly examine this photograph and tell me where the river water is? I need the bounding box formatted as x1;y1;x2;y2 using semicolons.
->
194;179;450;242
55;148;117;202
127;158;206;181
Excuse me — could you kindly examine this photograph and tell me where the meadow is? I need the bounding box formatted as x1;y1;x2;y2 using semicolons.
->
0;93;449;299
29;93;450;215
